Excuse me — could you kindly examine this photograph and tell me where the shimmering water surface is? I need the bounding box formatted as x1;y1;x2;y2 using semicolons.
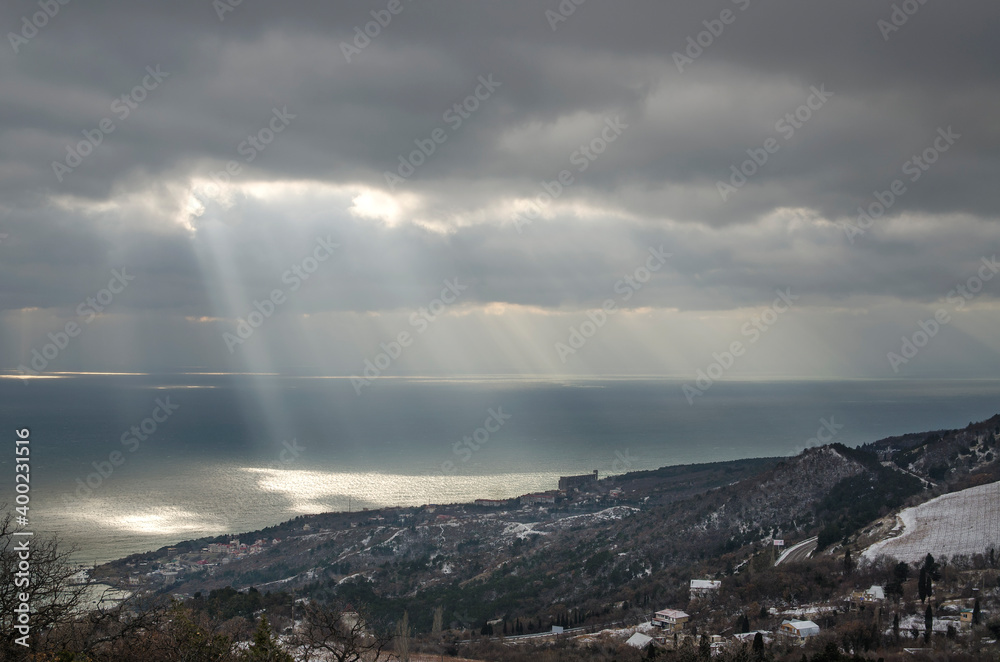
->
3;374;999;563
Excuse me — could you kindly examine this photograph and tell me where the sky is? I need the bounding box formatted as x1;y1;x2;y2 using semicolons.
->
2;0;1000;380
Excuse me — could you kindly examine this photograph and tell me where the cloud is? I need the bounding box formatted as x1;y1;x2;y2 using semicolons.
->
2;0;1000;376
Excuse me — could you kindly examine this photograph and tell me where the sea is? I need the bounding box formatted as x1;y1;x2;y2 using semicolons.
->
2;373;999;564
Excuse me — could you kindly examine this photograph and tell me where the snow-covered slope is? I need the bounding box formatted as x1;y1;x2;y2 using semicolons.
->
863;480;1000;563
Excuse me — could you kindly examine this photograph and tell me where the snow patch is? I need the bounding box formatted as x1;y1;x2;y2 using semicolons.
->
863;480;1000;563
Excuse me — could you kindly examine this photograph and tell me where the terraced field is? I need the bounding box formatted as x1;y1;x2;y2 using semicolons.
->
863;480;1000;563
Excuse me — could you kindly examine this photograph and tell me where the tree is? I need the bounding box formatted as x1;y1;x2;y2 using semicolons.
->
0;510;93;658
290;603;392;662
699;634;711;659
893;612;900;642
843;548;854;574
243;615;294;662
923;553;940;580
924;604;933;644
973;598;981;625
395;612;411;662
156;602;238;662
918;567;928;604
738;613;750;634
432;605;443;636
886;580;903;604
752;631;764;656
676;637;697;662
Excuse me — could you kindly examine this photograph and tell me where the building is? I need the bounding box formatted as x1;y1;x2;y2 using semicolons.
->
864;585;885;602
960;609;974;625
558;470;598;491
689;579;722;599
474;499;509;507
780;619;820;642
521;493;556;505
733;631;773;645
653;609;690;632
626;632;654;649
849;585;886;606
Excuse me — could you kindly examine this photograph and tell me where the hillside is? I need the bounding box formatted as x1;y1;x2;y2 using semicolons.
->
93;415;1000;633
863;413;1000;487
862;479;1000;563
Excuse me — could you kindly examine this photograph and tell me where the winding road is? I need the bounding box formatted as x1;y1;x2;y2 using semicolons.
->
774;536;818;565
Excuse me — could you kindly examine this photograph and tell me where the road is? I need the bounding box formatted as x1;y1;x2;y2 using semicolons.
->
457;621;625;644
774;536;818;565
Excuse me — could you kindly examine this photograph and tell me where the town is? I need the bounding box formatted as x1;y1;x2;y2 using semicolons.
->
84;416;1000;661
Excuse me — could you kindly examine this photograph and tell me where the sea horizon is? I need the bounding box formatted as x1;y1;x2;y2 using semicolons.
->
5;373;1000;564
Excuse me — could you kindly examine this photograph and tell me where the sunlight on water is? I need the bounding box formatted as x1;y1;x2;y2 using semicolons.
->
45;465;561;563
247;467;563;513
17;376;1000;565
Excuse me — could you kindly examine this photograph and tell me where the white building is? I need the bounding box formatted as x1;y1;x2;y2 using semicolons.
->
689;579;722;599
733;631;773;645
626;632;654;649
864;585;885;601
780;619;820;642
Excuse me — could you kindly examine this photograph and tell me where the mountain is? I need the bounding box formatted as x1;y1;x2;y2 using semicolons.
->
94;415;1000;633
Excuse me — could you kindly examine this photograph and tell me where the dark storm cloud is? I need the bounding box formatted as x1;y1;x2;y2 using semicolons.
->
1;0;999;321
